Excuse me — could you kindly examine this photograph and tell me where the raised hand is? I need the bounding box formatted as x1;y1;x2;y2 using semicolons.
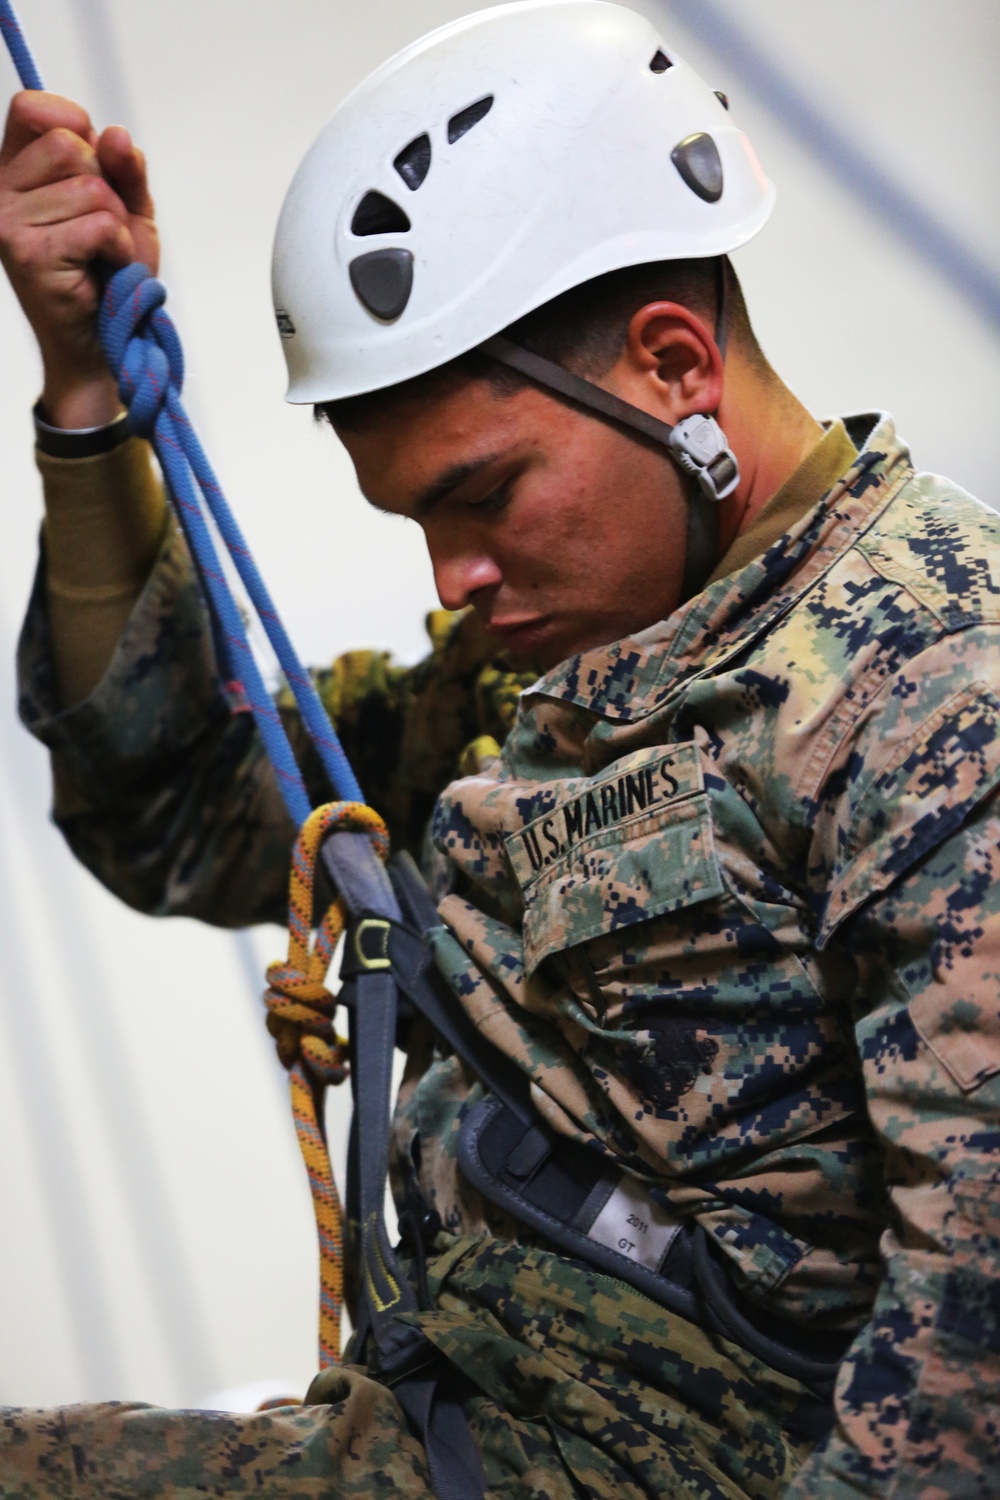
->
0;90;158;427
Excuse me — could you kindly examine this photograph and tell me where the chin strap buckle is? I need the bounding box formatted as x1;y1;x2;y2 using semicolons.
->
668;414;740;503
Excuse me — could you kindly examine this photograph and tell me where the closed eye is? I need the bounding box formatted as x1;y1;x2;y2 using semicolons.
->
469;477;514;515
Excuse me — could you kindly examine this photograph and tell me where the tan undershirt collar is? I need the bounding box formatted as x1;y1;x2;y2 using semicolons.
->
707;419;858;586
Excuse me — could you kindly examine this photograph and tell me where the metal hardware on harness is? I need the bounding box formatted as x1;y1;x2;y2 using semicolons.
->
354;917;392;971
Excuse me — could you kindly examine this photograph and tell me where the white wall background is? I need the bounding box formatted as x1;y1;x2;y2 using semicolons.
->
0;0;997;1410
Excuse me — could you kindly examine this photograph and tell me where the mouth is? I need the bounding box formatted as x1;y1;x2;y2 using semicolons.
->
485;615;554;654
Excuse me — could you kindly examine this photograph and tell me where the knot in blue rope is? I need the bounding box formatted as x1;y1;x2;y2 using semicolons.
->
98;263;184;438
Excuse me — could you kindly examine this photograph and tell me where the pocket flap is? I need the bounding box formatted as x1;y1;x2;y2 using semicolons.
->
504;743;725;973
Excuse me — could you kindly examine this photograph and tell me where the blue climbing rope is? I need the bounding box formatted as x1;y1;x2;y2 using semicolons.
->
0;0;363;823
0;0;40;91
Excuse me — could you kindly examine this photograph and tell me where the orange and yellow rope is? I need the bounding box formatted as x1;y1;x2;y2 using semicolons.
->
264;800;389;1367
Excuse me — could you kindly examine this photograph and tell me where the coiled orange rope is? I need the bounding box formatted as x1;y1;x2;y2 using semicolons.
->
264;801;389;1367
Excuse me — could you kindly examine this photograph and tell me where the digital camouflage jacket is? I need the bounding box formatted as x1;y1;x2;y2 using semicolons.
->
17;413;1000;1498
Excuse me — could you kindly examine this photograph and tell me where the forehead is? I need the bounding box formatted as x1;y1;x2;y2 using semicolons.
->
335;376;559;516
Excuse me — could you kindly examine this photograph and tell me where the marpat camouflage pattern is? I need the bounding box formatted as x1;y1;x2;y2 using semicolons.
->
7;412;1000;1497
0;1236;820;1499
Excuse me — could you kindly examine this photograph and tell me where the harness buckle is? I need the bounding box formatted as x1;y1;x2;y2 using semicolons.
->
354;916;392;971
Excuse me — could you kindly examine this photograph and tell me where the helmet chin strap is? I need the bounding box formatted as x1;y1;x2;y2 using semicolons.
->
481;257;737;606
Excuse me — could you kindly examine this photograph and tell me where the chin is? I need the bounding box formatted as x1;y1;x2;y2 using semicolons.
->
489;613;649;672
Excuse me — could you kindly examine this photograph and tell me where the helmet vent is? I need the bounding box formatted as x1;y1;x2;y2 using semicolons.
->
649;50;672;73
351;191;411;237
394;134;432;191
447;95;493;144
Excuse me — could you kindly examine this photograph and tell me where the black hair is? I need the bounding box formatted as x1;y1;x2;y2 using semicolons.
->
317;255;767;433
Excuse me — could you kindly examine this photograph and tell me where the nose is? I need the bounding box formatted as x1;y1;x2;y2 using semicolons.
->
429;540;503;612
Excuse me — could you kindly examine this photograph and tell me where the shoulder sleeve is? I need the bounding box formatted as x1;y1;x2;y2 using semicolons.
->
19;533;516;923
788;786;1000;1497
808;628;1000;946
790;629;1000;1496
19;517;300;927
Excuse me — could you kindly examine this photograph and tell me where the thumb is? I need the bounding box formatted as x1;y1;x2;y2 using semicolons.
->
97;125;154;220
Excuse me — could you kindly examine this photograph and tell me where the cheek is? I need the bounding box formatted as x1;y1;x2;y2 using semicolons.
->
497;490;592;591
522;438;668;566
508;442;618;563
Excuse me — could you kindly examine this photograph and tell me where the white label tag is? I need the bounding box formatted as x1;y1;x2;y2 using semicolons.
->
587;1177;681;1273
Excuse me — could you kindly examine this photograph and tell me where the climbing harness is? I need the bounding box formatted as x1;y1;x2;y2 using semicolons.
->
322;831;849;1421
1;5;840;1490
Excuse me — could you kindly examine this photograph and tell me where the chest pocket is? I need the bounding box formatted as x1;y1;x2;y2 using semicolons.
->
504;742;725;975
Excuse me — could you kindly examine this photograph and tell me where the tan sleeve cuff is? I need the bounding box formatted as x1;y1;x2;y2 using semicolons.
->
40;436;168;594
38;437;170;705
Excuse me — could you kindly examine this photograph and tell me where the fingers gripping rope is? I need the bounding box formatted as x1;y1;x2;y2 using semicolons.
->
265;802;390;1367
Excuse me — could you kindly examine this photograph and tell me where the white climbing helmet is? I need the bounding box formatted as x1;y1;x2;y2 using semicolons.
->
272;0;774;404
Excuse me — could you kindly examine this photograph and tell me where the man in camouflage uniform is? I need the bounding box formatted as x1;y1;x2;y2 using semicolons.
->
1;4;998;1498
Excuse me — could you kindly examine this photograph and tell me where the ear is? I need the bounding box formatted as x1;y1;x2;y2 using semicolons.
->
618;301;723;422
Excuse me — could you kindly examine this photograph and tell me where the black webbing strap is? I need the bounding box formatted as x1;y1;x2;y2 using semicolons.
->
480;334;681;451
481;257;731;451
393;1373;488;1500
681;483;719;601
321;832;487;1500
674;255;730;600
714;254;730;361
335;870;531;1126
482;331;720;600
458;1095;845;1408
386;853;534;1125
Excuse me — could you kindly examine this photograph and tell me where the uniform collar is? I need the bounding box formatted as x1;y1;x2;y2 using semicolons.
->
523;412;914;722
705;417;858;585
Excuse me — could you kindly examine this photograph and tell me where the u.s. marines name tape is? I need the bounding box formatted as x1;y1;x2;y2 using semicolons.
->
504;743;725;972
